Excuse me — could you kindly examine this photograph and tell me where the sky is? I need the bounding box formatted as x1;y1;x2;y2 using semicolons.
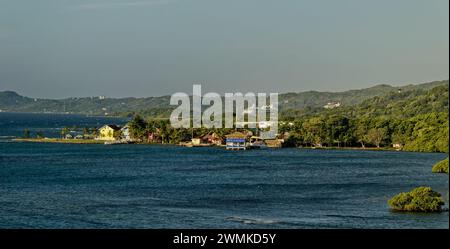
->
0;0;448;98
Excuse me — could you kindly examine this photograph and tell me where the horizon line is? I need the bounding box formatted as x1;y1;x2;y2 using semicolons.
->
1;79;448;100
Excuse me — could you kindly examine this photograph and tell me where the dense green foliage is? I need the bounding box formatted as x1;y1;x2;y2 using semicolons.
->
124;83;449;153
280;84;449;152
23;129;30;138
128;114;233;144
4;80;448;153
388;187;445;212
432;158;449;174
278;80;447;111
0;80;447;116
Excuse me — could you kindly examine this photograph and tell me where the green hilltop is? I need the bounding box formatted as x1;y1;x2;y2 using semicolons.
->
280;82;449;153
0;80;448;117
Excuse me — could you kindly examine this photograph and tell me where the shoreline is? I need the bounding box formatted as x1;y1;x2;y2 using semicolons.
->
0;111;126;119
12;138;105;144
299;146;399;152
10;138;446;153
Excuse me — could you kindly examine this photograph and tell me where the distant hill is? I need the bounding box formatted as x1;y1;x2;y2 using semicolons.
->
278;80;448;111
0;92;172;117
0;80;448;117
280;80;449;120
351;84;449;118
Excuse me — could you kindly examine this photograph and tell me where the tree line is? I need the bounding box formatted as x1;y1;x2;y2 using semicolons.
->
280;84;449;152
126;84;448;153
128;115;234;144
279;112;448;152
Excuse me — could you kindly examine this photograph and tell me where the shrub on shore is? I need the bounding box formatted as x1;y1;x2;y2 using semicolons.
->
432;158;449;174
388;187;445;212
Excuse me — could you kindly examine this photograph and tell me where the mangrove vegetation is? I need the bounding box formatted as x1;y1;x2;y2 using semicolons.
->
388;187;445;212
432;158;449;174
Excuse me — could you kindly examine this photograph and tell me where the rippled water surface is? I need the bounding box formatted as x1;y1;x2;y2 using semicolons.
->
0;113;448;228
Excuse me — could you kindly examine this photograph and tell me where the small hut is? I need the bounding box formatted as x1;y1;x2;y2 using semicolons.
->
225;132;249;150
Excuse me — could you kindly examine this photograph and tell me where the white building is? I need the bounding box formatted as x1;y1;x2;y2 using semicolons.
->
120;125;131;141
324;102;341;109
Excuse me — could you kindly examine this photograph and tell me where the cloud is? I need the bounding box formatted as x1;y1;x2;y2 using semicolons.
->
72;0;176;11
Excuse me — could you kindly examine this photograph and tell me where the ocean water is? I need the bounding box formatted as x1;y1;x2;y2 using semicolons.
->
0;113;448;228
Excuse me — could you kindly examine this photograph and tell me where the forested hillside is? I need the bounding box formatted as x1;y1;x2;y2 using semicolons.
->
280;83;449;152
1;80;447;117
123;82;449;153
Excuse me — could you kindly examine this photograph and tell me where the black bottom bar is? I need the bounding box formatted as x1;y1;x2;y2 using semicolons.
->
0;229;448;248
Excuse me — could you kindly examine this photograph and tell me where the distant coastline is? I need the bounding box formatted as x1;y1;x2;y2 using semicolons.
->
0;80;447;117
10;137;445;154
11;138;105;144
0;111;125;119
2;81;449;154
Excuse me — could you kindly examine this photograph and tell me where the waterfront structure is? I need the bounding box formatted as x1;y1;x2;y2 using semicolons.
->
203;132;223;146
392;143;403;150
249;136;267;149
191;138;202;146
147;129;161;143
265;139;283;148
225;132;249;150
120;125;131;141
97;125;121;141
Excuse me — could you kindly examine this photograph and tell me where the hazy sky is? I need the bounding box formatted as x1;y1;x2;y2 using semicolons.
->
0;0;448;98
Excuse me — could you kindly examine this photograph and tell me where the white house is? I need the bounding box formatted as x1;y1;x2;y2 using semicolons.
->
120;125;131;141
324;102;341;109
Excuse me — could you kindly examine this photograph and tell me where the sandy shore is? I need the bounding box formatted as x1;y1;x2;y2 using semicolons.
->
12;138;105;144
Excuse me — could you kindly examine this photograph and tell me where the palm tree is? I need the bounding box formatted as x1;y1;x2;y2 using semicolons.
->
158;120;171;144
82;127;89;138
129;115;146;140
61;127;69;139
23;129;30;139
91;127;98;137
36;131;44;139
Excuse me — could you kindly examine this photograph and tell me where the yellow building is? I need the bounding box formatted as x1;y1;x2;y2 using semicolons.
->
97;125;121;141
191;138;202;145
